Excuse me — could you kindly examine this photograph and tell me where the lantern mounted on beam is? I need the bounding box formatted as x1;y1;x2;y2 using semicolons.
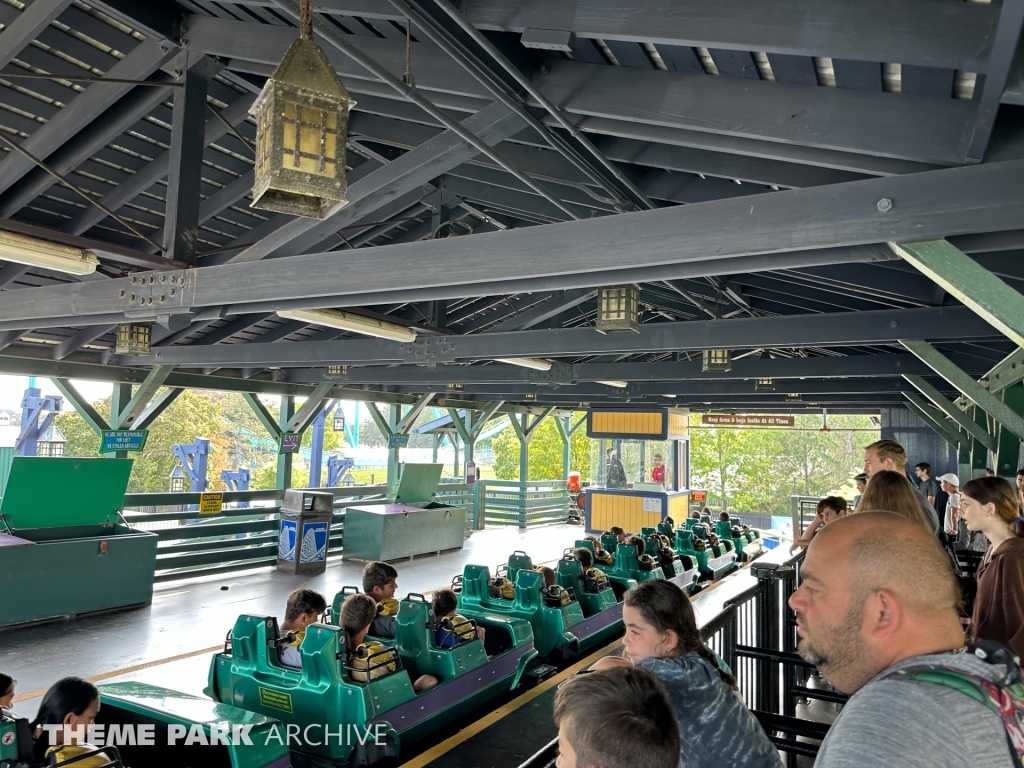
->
755;378;775;391
250;0;355;219
595;284;639;334
115;322;152;355
702;349;731;372
325;365;348;380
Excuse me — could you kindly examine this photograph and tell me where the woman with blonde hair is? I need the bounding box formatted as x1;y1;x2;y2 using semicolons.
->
855;470;931;530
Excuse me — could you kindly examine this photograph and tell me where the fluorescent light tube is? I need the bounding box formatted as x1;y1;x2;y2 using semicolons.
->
278;308;418;342
495;357;553;371
597;380;629;388
0;230;99;275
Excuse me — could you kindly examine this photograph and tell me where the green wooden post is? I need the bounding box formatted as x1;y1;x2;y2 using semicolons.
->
903;394;962;449
110;383;132;459
474;479;484;530
387;404;401;486
996;383;1024;478
276;396;295;490
555;416;571;480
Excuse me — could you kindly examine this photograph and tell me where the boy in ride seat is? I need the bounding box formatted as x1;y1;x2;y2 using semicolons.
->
362;561;399;639
341;594;437;692
280;588;327;669
431;588;485;649
573;547;610;592
585;535;614;566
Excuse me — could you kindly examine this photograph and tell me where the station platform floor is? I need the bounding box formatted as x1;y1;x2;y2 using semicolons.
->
4;523;587;719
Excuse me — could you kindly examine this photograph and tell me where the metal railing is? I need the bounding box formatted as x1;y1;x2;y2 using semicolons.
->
478;479;571;529
123;484;475;582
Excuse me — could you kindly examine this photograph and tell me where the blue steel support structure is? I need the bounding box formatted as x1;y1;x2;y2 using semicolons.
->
308;400;338;488
327;455;355;487
173;438;211;512
221;468;251;508
17;386;63;456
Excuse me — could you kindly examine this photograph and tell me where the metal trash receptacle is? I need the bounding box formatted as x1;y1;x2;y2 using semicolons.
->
277;489;334;575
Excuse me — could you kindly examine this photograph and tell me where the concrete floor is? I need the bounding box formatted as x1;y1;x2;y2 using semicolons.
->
3;523;585;719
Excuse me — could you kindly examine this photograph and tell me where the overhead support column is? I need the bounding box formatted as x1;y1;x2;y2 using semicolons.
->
109;365;176;430
108;383;132;458
554;416;571;480
164;55;220;265
901;340;1024;443
969;406;991;479
891;240;1024;347
277;396;295;490
995;383;1024;478
308;401;337;488
903;374;997;452
51;378;109;435
902;393;962;449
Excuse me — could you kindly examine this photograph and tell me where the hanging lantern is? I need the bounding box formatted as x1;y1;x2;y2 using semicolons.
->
595;285;639;334
115;322;152;355
755;378;775;391
524;393;538;401
250;0;355;219
169;465;187;493
786;393;802;402
325;365;348;380
446;383;464;391
333;412;346;432
702;349;731;372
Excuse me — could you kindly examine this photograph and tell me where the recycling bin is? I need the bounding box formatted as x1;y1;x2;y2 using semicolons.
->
277;489;333;575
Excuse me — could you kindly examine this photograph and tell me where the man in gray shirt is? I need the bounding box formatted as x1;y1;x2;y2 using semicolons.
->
864;440;940;535
789;512;1015;768
914;462;939;507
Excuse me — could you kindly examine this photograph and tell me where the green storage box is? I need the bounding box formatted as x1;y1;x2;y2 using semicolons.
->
343;464;466;562
0;457;157;628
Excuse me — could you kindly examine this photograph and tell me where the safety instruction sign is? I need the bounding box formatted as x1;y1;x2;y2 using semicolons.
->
643;497;663;513
99;430;149;453
199;492;223;515
258;687;293;713
388;433;409;448
703;414;795;427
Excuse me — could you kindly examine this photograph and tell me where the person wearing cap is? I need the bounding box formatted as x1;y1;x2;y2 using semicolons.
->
937;473;961;536
863;440;940;535
960;476;1024;660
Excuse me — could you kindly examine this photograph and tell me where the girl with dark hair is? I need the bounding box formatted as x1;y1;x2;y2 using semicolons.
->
961;476;1024;659
30;677;110;767
592;580;782;768
0;673;16;718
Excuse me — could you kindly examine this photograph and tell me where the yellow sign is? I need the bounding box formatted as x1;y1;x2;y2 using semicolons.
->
199;492;223;515
258;687;293;713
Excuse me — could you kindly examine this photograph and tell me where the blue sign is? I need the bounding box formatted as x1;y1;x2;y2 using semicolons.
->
99;430;149;453
278;519;297;562
388;434;409;449
299;521;329;563
279;433;301;453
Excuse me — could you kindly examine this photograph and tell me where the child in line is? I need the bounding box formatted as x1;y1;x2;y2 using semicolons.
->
789;496;847;554
0;673;16;719
30;677;110;768
362;561;400;638
553;666;679;768
432;588;485;649
279;588;327;669
593;580;782;768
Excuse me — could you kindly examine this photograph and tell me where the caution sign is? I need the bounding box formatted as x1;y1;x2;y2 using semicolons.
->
691;490;708;503
199;492;223;515
258;687;293;713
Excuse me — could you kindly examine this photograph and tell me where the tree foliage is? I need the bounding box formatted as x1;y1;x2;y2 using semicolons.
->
491;414;590;481
690;414;878;515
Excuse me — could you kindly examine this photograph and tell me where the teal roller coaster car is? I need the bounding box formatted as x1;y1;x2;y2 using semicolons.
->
206;593;536;766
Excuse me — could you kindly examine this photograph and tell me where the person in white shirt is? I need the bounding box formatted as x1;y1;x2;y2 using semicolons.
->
937;473;961;535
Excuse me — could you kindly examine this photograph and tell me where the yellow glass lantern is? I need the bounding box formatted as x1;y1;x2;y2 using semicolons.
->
250;25;355;219
702;349;731;372
596;284;639;334
755;378;775;391
115;322;152;355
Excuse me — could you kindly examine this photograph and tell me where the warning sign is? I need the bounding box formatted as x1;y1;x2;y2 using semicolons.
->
691;490;708;503
258;687;293;713
703;414;795;427
199;492;223;515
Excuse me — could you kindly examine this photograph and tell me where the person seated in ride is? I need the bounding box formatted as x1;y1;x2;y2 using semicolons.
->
362;560;399;639
30;677;111;768
651;454;666;484
432;588;485;649
719;511;731;522
574;547;610;592
488;574;515;600
663;515;675;529
279;588;327;669
585;535;614;565
592;580;782;768
0;673;16;719
553;666;679;768
341;594;438;693
608;526;627;545
536;566;557;588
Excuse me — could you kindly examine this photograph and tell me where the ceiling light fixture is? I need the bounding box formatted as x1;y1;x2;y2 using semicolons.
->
0;230;99;275
597;380;629;388
494;357;553;371
278;308;417;342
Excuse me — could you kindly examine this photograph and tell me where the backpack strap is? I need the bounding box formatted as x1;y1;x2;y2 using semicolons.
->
883;663;1024;765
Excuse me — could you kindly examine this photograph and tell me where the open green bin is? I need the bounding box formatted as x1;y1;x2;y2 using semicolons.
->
0;457;157;628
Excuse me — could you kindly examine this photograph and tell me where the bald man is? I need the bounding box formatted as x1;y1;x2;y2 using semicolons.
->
790;512;1016;768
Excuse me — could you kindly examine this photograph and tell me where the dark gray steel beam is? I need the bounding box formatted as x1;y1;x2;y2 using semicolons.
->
52;325;115;361
484;289;597;333
0;0;74;72
64;92;257;236
123;307;997;367
965;3;1024;162
193;313;274;346
0;36;179;197
231;0;997;71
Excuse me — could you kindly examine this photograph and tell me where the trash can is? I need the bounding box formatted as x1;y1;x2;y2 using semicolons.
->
277;489;334;575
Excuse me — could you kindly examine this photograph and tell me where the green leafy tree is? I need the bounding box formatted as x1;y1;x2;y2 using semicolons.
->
491;413;590;481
